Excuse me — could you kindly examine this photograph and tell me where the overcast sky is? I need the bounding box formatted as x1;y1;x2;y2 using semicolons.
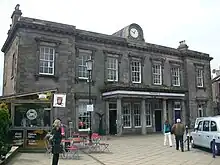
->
0;0;220;95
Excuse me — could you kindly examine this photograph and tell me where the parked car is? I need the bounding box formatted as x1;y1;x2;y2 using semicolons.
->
191;116;220;155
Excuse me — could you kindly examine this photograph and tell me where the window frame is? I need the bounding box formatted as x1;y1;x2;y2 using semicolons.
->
171;67;180;86
133;103;141;128
78;99;91;132
131;60;142;83
77;49;92;80
211;121;217;132
152;63;162;85
106;56;118;82
122;103;132;128
145;103;152;127
196;68;204;88
202;120;210;132
197;121;203;131
39;46;55;75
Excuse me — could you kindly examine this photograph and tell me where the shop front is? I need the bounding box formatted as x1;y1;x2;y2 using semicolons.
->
102;90;186;135
0;89;57;148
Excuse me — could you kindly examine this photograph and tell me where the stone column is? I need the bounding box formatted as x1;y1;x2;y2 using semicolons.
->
181;100;186;125
117;98;122;136
141;99;146;134
163;99;167;122
167;100;172;123
105;101;110;135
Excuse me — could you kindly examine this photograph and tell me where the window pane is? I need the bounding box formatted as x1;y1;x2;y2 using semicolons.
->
198;121;203;131
211;121;217;131
134;104;141;127
14;103;51;127
145;103;151;126
203;120;210;132
107;57;118;81
153;64;161;85
39;47;55;75
131;61;141;83
78;101;90;130
123;103;131;127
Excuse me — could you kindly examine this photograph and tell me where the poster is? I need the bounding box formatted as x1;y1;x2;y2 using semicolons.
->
53;93;66;108
11;130;24;146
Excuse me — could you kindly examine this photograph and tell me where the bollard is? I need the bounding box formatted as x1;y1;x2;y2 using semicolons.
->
187;135;190;151
212;139;216;158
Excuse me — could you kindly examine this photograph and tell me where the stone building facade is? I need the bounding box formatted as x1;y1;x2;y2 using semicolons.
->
1;5;213;135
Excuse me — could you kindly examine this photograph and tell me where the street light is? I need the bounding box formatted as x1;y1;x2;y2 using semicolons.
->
86;59;93;142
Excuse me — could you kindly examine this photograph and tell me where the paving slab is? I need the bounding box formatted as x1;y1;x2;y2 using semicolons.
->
9;152;101;165
9;134;220;165
88;134;220;165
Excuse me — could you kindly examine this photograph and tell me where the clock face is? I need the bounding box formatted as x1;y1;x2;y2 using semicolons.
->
130;28;139;38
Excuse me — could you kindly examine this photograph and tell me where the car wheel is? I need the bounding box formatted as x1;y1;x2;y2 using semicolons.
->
210;142;219;155
191;138;197;148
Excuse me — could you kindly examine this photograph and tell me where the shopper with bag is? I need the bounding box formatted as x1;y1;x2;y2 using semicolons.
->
163;120;172;147
51;119;63;165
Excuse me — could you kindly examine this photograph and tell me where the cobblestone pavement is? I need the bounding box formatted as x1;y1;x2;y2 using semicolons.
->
9;152;100;165
9;134;220;165
89;134;220;165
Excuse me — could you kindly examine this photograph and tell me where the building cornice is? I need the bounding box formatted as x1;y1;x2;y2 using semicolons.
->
1;18;213;62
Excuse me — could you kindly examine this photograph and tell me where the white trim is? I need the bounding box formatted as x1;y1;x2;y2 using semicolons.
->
102;90;185;97
79;128;90;132
123;126;132;129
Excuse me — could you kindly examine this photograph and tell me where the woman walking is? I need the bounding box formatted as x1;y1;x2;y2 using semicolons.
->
163;120;172;147
51;119;62;165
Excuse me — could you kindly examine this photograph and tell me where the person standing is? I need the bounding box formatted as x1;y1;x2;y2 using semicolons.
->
163;120;172;147
51;119;62;165
172;118;185;152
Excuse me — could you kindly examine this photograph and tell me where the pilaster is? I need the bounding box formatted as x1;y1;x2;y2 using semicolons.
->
141;99;146;134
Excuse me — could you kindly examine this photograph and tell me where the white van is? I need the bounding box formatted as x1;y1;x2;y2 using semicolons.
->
191;116;220;155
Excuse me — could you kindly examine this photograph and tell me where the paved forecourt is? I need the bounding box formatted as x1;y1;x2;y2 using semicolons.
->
9;134;220;165
89;134;220;165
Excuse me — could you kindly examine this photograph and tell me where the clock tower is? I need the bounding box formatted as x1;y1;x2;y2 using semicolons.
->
112;23;144;42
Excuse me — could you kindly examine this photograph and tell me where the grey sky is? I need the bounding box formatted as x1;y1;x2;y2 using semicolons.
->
0;0;220;95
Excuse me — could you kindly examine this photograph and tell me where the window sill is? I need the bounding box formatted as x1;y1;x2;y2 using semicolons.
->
153;83;162;86
134;126;142;128
123;127;132;129
196;86;206;91
146;125;152;127
35;73;59;81
75;77;95;85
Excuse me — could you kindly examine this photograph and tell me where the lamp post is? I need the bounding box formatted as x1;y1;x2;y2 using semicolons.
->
86;59;93;142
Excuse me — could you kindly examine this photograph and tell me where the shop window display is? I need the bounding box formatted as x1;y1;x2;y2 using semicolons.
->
14;103;51;127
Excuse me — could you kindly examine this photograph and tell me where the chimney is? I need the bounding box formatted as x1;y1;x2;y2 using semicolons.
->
11;4;22;27
178;40;188;51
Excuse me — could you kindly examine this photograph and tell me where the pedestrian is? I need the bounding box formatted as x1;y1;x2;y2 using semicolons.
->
171;118;185;152
51;119;63;165
163;120;172;147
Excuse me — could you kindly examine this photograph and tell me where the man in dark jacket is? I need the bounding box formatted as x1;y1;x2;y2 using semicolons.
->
172;118;185;152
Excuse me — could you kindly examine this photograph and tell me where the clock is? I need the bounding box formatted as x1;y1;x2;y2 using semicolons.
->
130;28;139;38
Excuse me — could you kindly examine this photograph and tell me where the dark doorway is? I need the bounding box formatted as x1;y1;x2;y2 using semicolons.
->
174;110;181;123
109;110;117;135
155;110;162;132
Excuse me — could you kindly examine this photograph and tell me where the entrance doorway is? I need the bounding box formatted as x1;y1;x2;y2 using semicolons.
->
155;110;162;132
109;110;117;135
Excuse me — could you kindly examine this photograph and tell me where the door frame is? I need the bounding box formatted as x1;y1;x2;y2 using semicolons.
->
154;109;162;132
108;102;117;135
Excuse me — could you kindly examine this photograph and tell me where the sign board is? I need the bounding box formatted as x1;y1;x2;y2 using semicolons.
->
26;109;37;120
53;93;66;108
87;104;94;112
